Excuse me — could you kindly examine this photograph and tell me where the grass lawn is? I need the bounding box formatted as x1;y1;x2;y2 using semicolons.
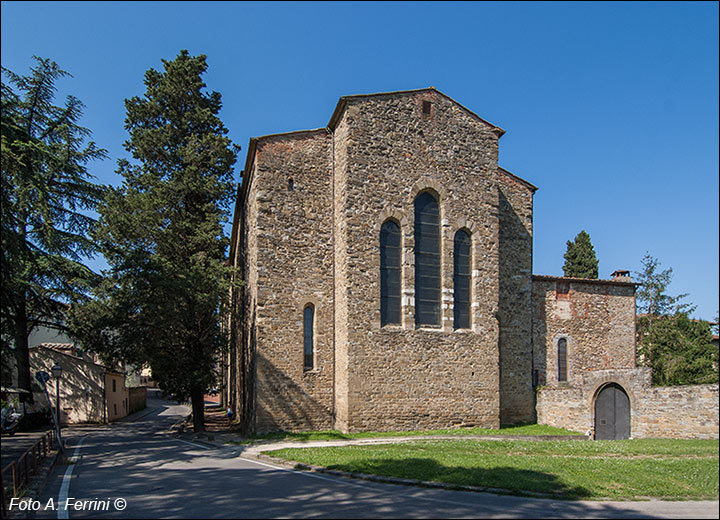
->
231;423;583;444
266;438;719;501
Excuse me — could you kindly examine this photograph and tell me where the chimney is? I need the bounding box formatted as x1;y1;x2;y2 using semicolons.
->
611;269;631;282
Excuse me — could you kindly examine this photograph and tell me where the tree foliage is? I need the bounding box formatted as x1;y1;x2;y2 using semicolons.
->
637;314;718;386
68;51;238;431
635;254;716;385
635;253;693;317
1;57;106;397
562;230;599;279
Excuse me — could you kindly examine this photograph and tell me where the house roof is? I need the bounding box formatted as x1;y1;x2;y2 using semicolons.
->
532;274;639;288
36;342;74;350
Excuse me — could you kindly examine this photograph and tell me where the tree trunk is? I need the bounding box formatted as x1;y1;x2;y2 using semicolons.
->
190;387;205;432
14;300;33;404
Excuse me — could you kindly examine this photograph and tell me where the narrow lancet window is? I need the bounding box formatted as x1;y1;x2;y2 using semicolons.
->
558;338;568;382
303;305;314;370
414;192;441;326
380;220;402;325
453;229;471;329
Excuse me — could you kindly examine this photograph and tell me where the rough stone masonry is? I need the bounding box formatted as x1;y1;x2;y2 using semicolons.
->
224;88;718;439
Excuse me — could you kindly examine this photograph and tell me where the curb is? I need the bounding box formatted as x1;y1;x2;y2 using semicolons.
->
247;451;558;500
226;434;593;501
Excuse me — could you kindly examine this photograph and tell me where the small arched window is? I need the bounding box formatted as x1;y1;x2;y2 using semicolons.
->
303;305;314;371
380;220;402;326
453;229;471;329
557;338;567;382
414;192;441;327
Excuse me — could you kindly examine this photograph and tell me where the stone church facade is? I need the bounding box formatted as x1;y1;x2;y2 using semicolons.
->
224;88;718;439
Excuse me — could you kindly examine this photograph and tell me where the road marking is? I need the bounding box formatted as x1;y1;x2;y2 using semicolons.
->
58;436;87;519
174;438;212;450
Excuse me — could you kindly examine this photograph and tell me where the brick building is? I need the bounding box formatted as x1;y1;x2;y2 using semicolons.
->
224;88;718;439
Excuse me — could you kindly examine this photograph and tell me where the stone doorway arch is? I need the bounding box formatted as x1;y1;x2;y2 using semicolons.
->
594;383;631;440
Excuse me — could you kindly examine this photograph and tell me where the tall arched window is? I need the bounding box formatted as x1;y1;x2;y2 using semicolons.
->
380;220;401;326
414;192;441;327
557;338;567;382
453;229;471;329
303;305;314;371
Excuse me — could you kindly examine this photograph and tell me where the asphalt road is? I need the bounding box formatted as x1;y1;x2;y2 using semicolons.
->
17;396;719;519
1;427;56;471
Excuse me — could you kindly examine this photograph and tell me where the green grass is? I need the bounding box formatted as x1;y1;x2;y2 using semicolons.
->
266;438;719;500
229;423;582;445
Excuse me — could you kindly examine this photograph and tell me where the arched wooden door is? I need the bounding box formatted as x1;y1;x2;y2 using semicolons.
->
594;383;630;440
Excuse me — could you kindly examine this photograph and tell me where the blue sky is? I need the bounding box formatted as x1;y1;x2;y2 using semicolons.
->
2;1;718;320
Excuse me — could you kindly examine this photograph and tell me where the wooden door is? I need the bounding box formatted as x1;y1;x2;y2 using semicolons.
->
594;383;630;440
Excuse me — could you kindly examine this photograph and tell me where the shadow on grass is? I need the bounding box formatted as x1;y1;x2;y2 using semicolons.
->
324;457;592;500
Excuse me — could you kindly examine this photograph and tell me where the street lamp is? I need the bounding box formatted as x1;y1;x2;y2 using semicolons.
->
51;364;62;428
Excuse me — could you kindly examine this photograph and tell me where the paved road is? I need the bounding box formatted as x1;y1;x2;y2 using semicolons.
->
1;428;56;471
18;396;718;519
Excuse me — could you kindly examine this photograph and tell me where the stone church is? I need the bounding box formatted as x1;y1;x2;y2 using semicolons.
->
223;88;718;440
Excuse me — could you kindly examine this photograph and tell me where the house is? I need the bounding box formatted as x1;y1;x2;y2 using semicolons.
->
30;344;132;424
223;87;718;439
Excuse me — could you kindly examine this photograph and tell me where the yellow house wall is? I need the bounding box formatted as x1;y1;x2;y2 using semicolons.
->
105;372;129;421
30;347;106;424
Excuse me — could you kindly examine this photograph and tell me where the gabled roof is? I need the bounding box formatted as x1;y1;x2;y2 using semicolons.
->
498;166;538;193
327;86;505;137
228;88;516;264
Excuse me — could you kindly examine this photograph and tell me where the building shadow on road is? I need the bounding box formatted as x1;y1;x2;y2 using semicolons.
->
322;457;591;500
39;459;668;519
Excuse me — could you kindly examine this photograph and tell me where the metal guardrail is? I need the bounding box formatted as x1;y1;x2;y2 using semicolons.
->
0;429;56;519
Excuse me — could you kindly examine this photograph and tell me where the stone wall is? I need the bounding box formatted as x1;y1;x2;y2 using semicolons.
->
338;90;503;432
332;110;351;432
497;168;536;424
128;386;147;415
537;368;719;439
537;368;651;434
532;276;637;389
250;130;335;433
632;384;719;439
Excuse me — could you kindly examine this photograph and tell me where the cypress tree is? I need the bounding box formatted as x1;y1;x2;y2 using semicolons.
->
70;51;239;431
562;230;599;279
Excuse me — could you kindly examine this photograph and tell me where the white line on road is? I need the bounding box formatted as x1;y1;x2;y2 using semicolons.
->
57;436;87;519
174;438;212;450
